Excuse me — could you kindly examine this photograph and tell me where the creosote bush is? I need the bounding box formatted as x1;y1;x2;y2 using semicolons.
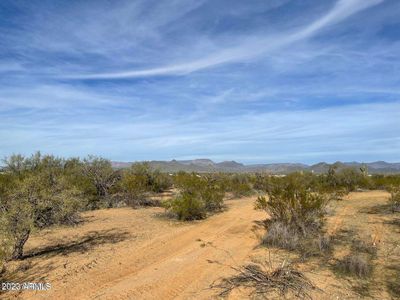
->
165;173;225;220
256;174;329;236
256;173;331;257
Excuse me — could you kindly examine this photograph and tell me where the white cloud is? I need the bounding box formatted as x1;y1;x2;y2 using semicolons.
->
66;0;383;79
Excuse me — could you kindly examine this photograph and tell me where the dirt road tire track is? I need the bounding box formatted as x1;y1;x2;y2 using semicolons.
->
19;197;264;300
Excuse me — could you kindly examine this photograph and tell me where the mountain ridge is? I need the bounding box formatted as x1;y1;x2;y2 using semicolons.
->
111;159;400;174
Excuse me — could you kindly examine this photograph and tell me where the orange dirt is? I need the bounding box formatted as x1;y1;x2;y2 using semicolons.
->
3;197;265;300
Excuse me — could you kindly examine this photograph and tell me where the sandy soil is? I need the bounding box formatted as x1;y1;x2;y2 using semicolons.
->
2;197;265;300
2;191;400;299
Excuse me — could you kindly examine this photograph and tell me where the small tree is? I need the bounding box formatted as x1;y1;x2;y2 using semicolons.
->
82;156;120;208
1;153;83;260
1;173;82;260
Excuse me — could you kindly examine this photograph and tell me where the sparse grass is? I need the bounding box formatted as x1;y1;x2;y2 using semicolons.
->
261;222;299;250
335;254;373;278
351;239;378;257
387;273;400;299
212;260;316;299
261;222;333;259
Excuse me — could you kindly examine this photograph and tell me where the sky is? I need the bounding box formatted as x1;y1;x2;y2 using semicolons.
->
0;0;399;164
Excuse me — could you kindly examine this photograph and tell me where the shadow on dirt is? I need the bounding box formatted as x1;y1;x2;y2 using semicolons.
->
23;229;132;259
359;204;394;215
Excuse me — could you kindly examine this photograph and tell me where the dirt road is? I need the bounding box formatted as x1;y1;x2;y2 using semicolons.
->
4;191;399;300
6;197;265;300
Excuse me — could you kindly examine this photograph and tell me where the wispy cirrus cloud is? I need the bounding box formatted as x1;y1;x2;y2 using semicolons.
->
64;0;383;79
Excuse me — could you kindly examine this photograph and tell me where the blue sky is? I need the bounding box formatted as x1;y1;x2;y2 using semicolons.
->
1;0;399;164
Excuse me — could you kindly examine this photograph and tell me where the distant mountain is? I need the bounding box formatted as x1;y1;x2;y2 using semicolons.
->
178;159;215;166
216;161;244;169
111;159;400;174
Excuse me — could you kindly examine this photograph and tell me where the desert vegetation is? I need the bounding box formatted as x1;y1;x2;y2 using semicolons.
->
164;172;225;220
213;170;400;298
388;187;400;212
1;152;400;299
0;153;174;264
254;173;332;259
212;260;316;299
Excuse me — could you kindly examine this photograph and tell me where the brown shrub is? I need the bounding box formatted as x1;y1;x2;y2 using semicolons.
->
212;260;316;299
336;254;372;278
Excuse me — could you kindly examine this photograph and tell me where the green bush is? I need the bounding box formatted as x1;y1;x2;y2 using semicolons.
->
256;175;328;236
225;174;254;197
166;193;206;220
256;174;331;257
118;163;171;207
370;174;400;190
166;173;224;220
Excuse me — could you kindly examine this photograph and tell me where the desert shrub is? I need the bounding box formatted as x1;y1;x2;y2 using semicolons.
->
0;153;83;260
225;174;253;197
351;239;378;257
388;188;400;212
63;157;96;208
317;165;373;194
256;174;332;257
335;254;372;278
150;170;173;193
118;163;171;208
261;222;300;250
166;193;206;220
369;174;400;190
336;168;369;192
82;156;121;208
256;175;329;236
119;172;149;207
253;173;271;191
129;162;172;193
166;173;224;220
